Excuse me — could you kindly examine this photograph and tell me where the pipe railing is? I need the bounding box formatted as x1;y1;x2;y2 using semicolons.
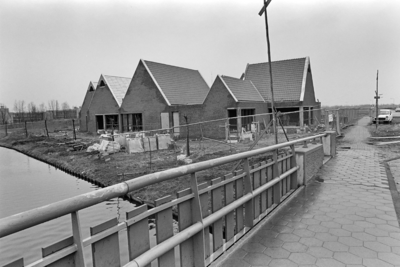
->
1;133;329;267
0;133;326;238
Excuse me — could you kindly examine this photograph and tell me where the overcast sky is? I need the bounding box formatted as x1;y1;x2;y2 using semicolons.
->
1;0;399;110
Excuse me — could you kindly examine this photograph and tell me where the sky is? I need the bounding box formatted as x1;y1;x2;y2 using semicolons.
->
1;0;399;110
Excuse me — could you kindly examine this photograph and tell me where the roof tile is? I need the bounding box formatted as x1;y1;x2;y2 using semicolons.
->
103;75;131;106
245;57;306;102
220;75;264;102
144;60;210;105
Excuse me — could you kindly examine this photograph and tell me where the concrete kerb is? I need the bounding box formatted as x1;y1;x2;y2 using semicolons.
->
383;156;400;226
210;185;305;267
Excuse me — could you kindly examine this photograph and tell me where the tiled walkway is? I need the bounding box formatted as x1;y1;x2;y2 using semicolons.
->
216;118;400;267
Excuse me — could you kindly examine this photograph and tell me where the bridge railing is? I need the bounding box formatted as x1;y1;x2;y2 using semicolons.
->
1;133;332;267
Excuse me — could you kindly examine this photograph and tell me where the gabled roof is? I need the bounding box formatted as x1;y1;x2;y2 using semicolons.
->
88;81;98;92
142;59;210;105
219;75;264;102
244;57;310;102
81;81;98;111
98;75;131;107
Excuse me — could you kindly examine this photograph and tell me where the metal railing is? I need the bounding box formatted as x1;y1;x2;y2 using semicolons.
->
1;133;328;267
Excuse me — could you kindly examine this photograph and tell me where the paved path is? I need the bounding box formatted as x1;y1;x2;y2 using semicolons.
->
216;117;400;267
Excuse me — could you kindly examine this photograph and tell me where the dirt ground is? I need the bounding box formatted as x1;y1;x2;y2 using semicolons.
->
366;123;400;160
0;126;319;205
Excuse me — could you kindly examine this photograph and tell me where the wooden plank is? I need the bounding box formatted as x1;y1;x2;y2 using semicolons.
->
198;182;210;260
286;151;291;190
266;159;273;208
155;195;174;267
252;163;261;219
211;178;223;252
273;151;281;205
90;217;120;267
3;258;24;267
190;175;206;267
177;188;195;267
281;154;287;195
260;161;267;213
224;173;235;244
235;170;244;234
290;146;298;189
126;205;150;266
243;159;254;228
41;236;74;267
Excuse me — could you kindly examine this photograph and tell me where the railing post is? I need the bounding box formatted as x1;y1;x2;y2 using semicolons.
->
272;150;281;204
322;131;337;157
243;158;254;228
336;110;341;136
302;140;308;148
290;145;298;189
71;211;86;267
190;172;206;267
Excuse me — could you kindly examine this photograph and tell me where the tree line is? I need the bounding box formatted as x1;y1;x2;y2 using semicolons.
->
0;100;79;124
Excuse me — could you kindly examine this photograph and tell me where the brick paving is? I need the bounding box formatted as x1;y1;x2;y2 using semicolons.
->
215;117;400;267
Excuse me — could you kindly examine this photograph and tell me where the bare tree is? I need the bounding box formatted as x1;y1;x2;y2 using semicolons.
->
48;100;57;118
27;102;37;121
39;103;46;112
13;100;26;122
61;102;70;110
61;102;69;118
13;100;25;114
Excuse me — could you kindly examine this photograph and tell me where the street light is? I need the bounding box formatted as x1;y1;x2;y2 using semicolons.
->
259;0;278;144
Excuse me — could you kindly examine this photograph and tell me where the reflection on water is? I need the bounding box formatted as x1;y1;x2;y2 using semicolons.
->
0;147;135;266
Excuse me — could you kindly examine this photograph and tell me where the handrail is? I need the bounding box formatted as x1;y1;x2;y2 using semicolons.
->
0;133;326;238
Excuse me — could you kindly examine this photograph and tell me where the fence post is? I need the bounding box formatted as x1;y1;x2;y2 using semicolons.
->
184;115;190;156
71;212;86;267
45;120;49;138
24;121;28;137
72;119;76;140
243;158;254;228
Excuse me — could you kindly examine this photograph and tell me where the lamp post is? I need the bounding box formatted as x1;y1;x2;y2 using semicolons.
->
374;70;380;129
259;0;278;144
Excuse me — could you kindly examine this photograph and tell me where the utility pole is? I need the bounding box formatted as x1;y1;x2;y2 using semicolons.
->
259;0;278;144
374;70;380;129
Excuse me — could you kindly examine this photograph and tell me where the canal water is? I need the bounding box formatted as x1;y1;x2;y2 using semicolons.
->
0;147;136;266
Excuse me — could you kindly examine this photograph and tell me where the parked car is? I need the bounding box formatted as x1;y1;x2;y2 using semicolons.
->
373;109;393;124
392;108;400;123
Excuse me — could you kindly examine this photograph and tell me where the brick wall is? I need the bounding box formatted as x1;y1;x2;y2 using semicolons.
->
304;144;324;183
79;90;95;131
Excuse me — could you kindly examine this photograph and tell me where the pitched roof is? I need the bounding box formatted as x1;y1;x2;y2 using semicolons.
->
244;57;309;102
100;75;131;106
81;81;98;111
89;81;98;91
142;60;210;105
219;75;264;102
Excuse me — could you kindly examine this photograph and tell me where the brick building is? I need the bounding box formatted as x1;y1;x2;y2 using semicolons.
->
86;75;131;133
243;57;321;127
120;59;209;136
79;81;97;131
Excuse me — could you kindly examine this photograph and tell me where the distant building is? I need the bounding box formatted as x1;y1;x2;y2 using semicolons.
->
0;105;12;125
